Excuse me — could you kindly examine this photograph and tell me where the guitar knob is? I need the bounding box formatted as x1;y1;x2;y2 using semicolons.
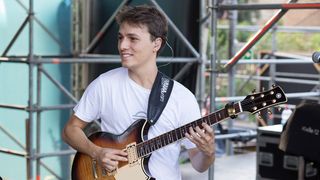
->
272;84;276;88
262;87;265;91
267;108;272;115
252;89;256;94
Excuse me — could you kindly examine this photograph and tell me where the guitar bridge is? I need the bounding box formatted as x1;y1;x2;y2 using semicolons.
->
126;142;139;166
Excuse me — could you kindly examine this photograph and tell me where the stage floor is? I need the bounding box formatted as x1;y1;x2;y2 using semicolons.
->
181;152;256;180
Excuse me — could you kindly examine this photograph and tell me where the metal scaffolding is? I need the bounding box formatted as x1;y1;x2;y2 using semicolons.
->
0;0;320;180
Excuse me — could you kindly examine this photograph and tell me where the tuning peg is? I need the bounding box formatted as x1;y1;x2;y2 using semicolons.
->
272;84;276;88
252;89;256;94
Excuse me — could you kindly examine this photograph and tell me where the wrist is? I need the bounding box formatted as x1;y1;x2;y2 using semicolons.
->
201;149;215;158
90;145;102;159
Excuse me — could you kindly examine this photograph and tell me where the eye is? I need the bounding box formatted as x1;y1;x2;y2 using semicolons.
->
118;36;123;40
130;37;138;41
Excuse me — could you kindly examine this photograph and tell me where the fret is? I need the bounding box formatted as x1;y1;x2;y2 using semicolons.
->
191;122;196;129
204;117;209;125
150;141;156;151
217;111;221;121
145;144;150;154
208;114;214;125
180;126;186;137
139;145;145;157
173;129;178;141
156;137;162;149
168;133;173;143
195;119;201;127
159;134;165;147
177;128;183;140
162;135;166;146
137;104;237;158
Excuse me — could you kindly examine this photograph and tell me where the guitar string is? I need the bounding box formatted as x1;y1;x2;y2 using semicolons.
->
137;90;284;156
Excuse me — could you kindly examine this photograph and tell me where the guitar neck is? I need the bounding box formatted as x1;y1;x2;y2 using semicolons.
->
136;102;242;158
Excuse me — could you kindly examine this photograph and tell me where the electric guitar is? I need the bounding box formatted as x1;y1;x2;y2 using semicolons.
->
71;85;287;180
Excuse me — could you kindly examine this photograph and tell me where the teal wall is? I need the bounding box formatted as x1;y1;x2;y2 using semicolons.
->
0;0;71;179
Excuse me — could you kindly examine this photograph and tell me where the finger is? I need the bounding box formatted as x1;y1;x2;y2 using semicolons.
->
107;150;128;161
202;123;214;134
102;158;117;167
189;127;205;144
116;149;128;156
195;126;206;138
111;155;128;162
195;126;213;143
105;164;116;172
185;132;196;144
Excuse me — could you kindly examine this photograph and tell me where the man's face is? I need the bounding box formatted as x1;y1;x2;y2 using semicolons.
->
118;22;159;70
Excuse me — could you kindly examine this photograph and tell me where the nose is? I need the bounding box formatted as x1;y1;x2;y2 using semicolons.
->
118;37;129;51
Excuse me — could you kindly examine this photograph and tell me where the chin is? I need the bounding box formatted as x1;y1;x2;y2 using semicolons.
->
121;62;132;69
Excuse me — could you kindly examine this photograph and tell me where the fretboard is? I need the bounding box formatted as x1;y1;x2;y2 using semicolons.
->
136;102;241;158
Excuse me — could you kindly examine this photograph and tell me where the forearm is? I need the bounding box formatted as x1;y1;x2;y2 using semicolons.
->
62;116;101;159
189;149;215;172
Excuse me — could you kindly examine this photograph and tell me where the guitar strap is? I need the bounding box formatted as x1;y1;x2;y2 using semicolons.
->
147;71;174;125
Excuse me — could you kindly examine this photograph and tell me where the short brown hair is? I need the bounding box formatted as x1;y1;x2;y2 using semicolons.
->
116;5;168;53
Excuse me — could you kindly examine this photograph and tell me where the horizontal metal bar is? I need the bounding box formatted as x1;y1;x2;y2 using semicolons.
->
0;56;198;64
218;25;320;33
286;91;320;98
0;147;27;157
3;57;312;64
217;74;319;85
38;104;76;111
275;72;320;79
216;59;313;64
0;57;28;63
0;104;28;110
215;130;257;140
36;149;75;158
217;3;320;10
214;91;320;102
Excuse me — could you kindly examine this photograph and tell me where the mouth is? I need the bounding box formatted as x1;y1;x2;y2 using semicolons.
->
121;53;133;59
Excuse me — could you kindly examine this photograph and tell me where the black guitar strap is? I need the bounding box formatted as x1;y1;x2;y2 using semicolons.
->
147;71;174;125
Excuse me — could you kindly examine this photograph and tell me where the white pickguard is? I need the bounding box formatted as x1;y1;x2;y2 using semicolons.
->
114;159;152;180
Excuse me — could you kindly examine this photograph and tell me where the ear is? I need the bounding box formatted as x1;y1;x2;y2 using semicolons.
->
153;37;163;52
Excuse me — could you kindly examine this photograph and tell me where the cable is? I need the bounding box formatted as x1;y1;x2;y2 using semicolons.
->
157;40;174;68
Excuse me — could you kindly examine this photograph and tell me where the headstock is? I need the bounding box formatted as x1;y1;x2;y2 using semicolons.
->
241;85;287;114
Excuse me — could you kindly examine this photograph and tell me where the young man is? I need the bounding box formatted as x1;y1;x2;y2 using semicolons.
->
62;5;215;180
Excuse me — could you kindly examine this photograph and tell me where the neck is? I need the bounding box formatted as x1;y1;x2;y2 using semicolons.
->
128;65;158;89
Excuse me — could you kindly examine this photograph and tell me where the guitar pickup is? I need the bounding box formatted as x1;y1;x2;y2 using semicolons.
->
126;142;139;166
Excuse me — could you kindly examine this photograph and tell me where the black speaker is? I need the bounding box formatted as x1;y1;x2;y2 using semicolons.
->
279;103;320;163
257;125;319;180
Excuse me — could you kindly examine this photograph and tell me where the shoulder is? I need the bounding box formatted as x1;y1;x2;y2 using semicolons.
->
87;67;127;90
98;67;128;81
172;80;196;99
169;80;198;107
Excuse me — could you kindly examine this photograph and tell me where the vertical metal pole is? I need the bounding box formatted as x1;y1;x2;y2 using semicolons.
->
269;26;277;124
208;0;218;179
27;0;35;179
197;0;207;110
36;64;42;179
226;0;237;156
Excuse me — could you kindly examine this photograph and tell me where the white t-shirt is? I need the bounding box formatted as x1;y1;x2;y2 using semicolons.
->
74;67;201;180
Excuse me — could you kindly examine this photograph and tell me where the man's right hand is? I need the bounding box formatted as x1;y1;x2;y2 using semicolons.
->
95;147;128;172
